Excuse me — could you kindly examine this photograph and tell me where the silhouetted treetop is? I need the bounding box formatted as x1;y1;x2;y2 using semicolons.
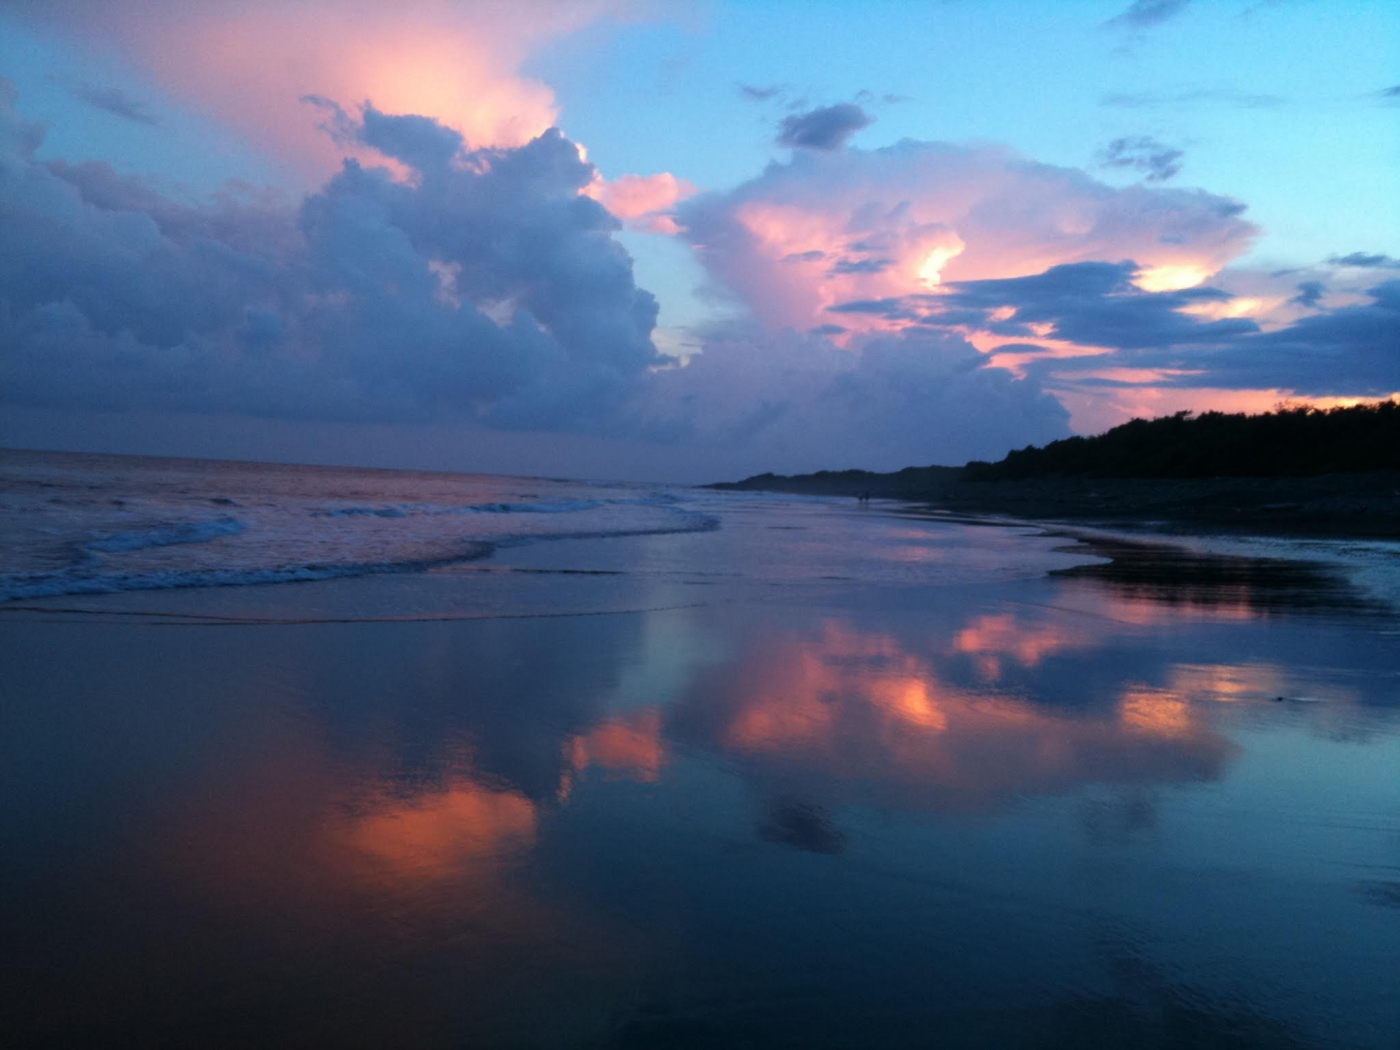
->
964;402;1400;480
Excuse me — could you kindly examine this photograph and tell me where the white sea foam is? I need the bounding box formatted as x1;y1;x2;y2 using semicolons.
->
0;451;717;601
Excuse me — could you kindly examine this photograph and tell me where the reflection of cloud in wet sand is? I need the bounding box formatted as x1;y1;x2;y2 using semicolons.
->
145;742;640;1044
351;779;537;880
565;710;666;783
679;622;1238;812
953;612;1093;679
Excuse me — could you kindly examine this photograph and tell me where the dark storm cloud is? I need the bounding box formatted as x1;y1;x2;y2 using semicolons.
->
72;84;158;125
831;261;1399;398
776;103;874;151
0;87;659;431
1180;281;1400;395
928;262;1257;350
1098;136;1183;181
1103;0;1191;30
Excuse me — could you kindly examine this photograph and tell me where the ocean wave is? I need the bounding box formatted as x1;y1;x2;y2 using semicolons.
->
310;507;409;519
310;499;604;518
84;517;246;553
0;513;721;602
0;542;497;601
453;499;602;514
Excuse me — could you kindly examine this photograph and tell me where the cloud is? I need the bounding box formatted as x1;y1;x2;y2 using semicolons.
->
1377;85;1400;104
1290;280;1324;307
861;262;1400;402
0;87;659;432
1329;252;1399;269
1104;0;1191;30
10;0;638;181
1097;136;1183;181
739;83;783;102
1102;89;1285;109
865;261;1261;351
677;139;1256;333
583;172;697;235
776;103;874;151
71;84;158;125
636;323;1072;472
1181;280;1400;395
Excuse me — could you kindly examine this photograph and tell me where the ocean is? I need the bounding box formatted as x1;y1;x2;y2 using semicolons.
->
2;449;1398;1048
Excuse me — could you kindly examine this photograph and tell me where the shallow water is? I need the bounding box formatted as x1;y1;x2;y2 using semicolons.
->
2;454;1398;1048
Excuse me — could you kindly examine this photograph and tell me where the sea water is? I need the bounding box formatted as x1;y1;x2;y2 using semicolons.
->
2;449;1398;1048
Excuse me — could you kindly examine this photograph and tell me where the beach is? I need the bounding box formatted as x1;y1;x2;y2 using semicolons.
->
3;450;1399;1048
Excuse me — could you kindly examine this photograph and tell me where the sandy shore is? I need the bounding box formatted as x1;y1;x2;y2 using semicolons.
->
715;470;1400;538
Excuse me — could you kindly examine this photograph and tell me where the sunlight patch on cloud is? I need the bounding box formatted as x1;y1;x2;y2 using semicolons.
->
15;0;640;182
1135;263;1212;292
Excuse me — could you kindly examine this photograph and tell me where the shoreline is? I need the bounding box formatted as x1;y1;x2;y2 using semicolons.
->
714;470;1400;540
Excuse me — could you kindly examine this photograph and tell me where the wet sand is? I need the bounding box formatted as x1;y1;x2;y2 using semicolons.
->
3;495;1398;1048
716;470;1400;539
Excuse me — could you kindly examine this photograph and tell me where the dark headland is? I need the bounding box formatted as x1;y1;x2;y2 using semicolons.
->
710;403;1400;538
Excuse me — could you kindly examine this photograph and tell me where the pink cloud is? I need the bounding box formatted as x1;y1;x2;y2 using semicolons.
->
18;0;642;181
585;172;697;234
679;141;1258;334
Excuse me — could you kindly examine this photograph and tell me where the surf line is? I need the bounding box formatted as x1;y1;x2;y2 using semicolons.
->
0;602;708;626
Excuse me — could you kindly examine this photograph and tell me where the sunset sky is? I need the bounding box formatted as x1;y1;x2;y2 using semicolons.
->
1;0;1396;480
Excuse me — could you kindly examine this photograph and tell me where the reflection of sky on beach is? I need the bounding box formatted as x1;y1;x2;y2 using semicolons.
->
3;494;1398;1047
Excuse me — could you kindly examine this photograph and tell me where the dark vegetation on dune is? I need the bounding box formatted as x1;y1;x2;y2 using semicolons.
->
711;403;1400;537
964;402;1400;481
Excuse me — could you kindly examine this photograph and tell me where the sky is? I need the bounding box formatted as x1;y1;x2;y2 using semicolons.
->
0;0;1396;482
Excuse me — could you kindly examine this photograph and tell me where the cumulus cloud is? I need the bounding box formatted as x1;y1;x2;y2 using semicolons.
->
10;0;637;181
0;82;1079;473
636;324;1071;472
673;137;1396;440
676;139;1257;333
583;172;697;235
1097;135;1183;181
1104;0;1191;30
71;84;158;125
776;103;874;151
0;86;659;431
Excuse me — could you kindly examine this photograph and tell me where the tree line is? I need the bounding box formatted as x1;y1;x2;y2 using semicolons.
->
964;402;1400;480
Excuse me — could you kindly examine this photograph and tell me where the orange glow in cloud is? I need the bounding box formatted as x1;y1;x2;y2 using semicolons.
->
917;240;966;286
40;0;637;181
698;147;1257;335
